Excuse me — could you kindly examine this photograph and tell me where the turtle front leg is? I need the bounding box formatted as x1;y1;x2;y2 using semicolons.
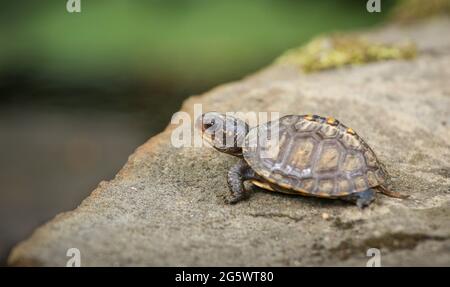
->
226;159;258;204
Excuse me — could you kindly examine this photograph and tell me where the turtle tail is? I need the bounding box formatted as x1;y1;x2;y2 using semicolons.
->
377;185;409;199
375;160;409;199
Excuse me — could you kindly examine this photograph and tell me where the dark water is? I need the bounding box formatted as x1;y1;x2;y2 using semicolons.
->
0;109;146;264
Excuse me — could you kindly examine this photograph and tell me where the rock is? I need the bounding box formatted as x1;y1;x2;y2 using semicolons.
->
8;18;450;266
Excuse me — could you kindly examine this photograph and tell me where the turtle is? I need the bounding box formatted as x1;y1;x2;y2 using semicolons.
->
196;112;408;208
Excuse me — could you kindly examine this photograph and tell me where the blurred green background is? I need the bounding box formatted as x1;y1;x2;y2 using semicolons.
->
0;0;395;264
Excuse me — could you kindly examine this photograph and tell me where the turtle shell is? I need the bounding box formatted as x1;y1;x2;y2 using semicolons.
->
242;115;389;198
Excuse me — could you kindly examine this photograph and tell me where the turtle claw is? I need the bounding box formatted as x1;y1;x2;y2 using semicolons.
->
225;197;239;204
225;194;248;204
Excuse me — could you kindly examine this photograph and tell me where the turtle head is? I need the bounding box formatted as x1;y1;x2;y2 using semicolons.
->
196;112;249;157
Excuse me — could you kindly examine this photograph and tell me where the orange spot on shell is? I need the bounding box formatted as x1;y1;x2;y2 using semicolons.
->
326;117;336;125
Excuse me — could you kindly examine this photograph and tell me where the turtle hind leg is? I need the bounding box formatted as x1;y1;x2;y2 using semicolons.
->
226;159;259;204
342;189;376;209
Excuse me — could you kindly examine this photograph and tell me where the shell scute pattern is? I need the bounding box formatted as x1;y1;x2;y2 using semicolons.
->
242;115;388;197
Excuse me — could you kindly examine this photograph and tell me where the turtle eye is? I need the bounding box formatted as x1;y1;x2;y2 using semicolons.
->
203;119;215;130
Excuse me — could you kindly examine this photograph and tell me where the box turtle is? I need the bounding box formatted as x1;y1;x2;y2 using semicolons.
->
197;112;407;208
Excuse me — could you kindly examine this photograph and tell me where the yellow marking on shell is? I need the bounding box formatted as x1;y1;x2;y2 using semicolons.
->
304;115;314;121
253;167;316;195
252;179;309;195
335;191;350;196
293;188;314;196
317;192;332;198
251;180;275;191
276;187;310;195
277;181;294;189
326;117;336;124
347;128;356;135
338;178;351;193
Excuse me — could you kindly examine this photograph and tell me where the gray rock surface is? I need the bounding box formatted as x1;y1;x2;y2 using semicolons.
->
8;18;450;266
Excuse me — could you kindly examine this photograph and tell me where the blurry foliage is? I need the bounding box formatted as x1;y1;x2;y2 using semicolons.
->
277;35;416;73
0;0;392;93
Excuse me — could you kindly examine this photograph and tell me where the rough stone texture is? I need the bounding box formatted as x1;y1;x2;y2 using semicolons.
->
8;18;450;266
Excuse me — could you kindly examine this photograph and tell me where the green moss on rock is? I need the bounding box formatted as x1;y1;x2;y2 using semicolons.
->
277;35;417;73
